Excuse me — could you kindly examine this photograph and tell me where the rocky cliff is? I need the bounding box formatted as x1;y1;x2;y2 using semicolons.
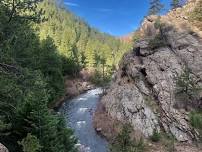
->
94;0;202;145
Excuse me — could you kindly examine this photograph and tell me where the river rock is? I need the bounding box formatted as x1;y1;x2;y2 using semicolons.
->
96;128;102;132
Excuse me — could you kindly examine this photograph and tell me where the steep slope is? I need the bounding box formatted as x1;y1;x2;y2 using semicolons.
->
94;0;202;146
37;0;131;68
0;0;78;152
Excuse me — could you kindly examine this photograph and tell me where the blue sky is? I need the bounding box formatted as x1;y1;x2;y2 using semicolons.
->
63;0;171;36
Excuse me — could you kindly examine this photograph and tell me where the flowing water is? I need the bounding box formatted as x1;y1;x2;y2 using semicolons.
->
59;88;108;152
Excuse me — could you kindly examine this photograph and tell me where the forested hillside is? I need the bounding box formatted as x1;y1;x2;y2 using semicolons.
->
0;0;130;152
38;0;130;71
0;0;78;151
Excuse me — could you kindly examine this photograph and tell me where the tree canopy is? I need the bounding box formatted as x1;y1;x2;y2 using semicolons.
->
171;0;181;9
37;0;131;70
0;0;77;151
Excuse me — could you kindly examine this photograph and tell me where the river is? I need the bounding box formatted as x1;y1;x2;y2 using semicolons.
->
59;88;108;152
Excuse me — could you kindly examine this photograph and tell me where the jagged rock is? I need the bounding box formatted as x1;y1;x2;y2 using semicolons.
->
139;16;159;37
98;4;202;142
75;143;91;152
95;128;102;132
101;82;160;137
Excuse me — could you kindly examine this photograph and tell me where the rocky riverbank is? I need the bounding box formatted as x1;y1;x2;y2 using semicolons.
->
52;77;94;109
50;69;96;109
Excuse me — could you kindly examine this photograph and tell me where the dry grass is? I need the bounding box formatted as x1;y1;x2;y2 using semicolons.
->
93;102;123;140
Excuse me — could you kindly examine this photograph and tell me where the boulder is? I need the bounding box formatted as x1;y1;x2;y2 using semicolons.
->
0;144;8;152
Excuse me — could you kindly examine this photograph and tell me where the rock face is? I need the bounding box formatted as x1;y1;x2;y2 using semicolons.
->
98;2;202;142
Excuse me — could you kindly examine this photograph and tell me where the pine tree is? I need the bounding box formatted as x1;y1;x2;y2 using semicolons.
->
175;68;201;108
1;0;42;23
110;124;145;152
18;133;41;152
148;0;164;15
171;0;180;9
0;1;78;151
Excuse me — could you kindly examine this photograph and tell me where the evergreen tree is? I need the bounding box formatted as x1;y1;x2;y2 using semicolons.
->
0;1;77;152
148;0;164;15
18;133;41;152
171;0;181;9
37;0;131;72
1;0;42;23
80;51;87;68
110;124;145;152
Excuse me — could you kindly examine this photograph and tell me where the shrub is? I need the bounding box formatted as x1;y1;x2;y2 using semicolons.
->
193;0;202;21
189;0;202;29
18;133;41;152
110;124;145;152
154;17;163;29
133;138;145;152
175;68;201;109
149;34;169;49
149;17;169;49
190;111;202;128
189;111;202;141
150;129;161;142
90;69;112;86
132;32;141;43
61;56;81;76
160;133;175;152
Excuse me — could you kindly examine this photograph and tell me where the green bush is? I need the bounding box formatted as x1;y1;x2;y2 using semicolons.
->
18;133;41;152
194;0;202;21
190;111;202;128
90;70;104;86
190;111;202;141
149;34;169;49
110;124;145;152
160;133;175;152
90;69;112;86
149;17;170;49
189;0;202;29
61;56;81;76
175;68;201;109
132;32;141;43
150;129;161;142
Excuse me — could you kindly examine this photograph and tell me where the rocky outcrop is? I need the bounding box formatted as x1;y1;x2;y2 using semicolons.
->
101;82;160;138
96;2;202;143
140;0;202;38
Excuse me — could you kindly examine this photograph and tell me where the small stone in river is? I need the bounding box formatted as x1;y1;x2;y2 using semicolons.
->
96;128;102;132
